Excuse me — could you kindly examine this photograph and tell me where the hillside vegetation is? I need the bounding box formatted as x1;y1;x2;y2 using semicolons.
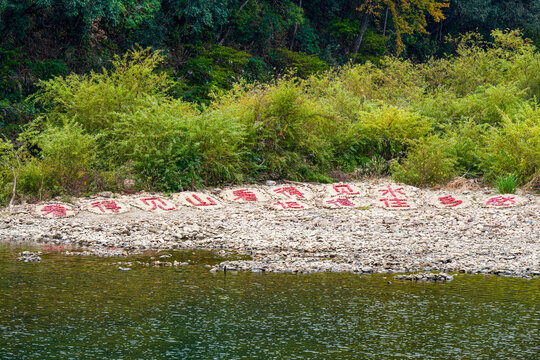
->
1;30;538;202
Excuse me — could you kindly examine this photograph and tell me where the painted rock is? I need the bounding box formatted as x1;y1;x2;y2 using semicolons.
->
375;184;419;210
132;196;176;212
324;183;363;197
220;188;269;203
36;203;77;218
322;197;372;209
270;185;313;200
86;199;130;214
481;195;528;208
427;193;471;209
174;192;222;208
270;200;310;211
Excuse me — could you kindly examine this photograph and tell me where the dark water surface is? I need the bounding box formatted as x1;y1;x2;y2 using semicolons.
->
0;244;538;359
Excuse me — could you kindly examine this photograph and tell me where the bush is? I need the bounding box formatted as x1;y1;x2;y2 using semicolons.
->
226;78;332;181
5;30;539;203
178;46;263;103
32;48;170;132
334;59;426;106
109;99;199;190
481;101;540;181
15;159;46;201
391;135;456;187
187;108;247;184
0;138;26;204
272;48;329;78
446;121;487;178
38;121;99;193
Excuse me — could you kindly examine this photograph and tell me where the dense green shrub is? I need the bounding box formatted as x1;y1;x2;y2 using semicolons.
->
32;48;171;132
2;30;539;203
224;79;333;181
391;135;457;187
445;120;487;178
391;135;456;186
38;121;99;193
178;46;266;103
481;101;540;181
272;48;329;78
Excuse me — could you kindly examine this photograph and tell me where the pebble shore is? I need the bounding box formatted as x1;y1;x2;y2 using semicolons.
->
1;180;539;277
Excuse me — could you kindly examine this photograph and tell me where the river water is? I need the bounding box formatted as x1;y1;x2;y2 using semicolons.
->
0;244;538;359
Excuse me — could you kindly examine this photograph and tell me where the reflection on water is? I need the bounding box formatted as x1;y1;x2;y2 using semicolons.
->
0;244;538;359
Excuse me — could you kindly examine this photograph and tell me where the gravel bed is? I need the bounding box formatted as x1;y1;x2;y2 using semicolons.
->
1;181;538;277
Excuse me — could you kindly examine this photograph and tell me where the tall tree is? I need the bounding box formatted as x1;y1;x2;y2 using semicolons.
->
352;0;449;54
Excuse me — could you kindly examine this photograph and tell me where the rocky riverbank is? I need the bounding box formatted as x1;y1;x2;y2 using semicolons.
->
1;180;539;277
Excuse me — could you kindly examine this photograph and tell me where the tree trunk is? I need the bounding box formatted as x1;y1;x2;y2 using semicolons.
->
352;12;370;54
219;0;252;45
383;6;389;36
290;0;302;51
8;157;20;211
238;0;251;12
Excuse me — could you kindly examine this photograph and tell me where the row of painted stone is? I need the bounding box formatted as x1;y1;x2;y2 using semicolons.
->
33;184;531;218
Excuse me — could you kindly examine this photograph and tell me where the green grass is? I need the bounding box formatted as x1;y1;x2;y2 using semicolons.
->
494;174;519;194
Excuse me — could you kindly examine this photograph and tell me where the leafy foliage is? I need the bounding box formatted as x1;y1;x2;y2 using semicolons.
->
1;30;539;202
178;45;261;103
494;174;519;194
272;48;329;78
356;0;449;54
391;135;456;186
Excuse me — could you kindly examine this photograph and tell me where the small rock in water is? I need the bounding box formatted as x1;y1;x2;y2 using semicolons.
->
17;251;42;263
394;272;454;282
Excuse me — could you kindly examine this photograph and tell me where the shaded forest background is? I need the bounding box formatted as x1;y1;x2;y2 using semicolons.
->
1;0;539;110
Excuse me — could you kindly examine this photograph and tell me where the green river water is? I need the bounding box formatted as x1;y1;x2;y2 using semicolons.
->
0;244;538;359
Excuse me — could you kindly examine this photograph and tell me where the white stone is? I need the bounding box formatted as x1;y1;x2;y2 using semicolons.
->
324;183;364;197
220;188;269;203
481;195;528;208
86;199;130;214
426;193;471;209
174;192;222;208
270;199;310;211
35;203;77;218
374;184;419;210
270;185;313;200
131;196;176;212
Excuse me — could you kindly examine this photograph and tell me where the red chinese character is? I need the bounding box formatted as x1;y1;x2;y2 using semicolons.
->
274;201;304;209
187;194;217;206
486;196;516;206
41;204;68;217
379;198;410;208
91;200;122;213
379;186;406;198
140;197;175;211
333;184;360;195
378;186;410;208
274;186;305;199
438;195;463;207
327;198;356;207
233;189;258;202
